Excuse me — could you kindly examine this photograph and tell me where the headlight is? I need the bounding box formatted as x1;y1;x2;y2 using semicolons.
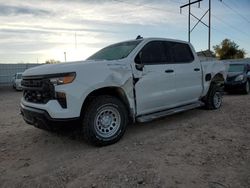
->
49;72;76;85
235;75;244;81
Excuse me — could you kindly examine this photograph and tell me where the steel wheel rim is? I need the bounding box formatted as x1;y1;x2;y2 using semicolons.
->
213;92;222;108
94;106;121;138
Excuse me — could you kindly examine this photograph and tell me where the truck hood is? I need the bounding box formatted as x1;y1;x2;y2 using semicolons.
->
22;60;126;77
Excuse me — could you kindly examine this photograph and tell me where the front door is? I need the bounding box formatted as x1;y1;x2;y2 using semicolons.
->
133;41;177;115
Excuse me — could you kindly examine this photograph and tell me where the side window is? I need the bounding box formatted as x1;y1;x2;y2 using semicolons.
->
140;41;167;64
168;42;194;63
163;41;174;63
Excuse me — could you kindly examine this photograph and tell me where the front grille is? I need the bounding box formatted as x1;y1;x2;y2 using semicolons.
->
21;79;43;88
226;76;236;82
21;78;55;104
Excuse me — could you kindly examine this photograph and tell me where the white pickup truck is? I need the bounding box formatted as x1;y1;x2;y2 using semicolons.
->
20;38;226;146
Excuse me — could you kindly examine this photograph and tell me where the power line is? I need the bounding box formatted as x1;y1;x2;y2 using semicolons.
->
167;0;185;5
180;0;213;50
113;0;249;49
227;0;240;10
174;0;250;38
112;0;177;14
114;0;250;41
219;0;250;24
210;25;247;45
211;13;250;38
193;5;250;40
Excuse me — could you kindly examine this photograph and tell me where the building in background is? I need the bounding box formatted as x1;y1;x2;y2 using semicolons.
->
197;50;216;62
0;64;43;86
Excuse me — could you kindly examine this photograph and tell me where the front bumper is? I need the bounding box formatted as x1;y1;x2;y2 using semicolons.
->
15;83;22;90
20;103;80;129
21;76;85;119
224;81;246;91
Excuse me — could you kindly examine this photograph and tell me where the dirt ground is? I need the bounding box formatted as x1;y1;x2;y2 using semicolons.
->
0;87;249;188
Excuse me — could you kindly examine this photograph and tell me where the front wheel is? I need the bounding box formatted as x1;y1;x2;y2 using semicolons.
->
82;95;128;146
204;84;223;110
243;81;249;94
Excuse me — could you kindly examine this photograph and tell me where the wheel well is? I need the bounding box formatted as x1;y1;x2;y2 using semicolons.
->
202;73;225;102
211;73;224;86
80;87;131;119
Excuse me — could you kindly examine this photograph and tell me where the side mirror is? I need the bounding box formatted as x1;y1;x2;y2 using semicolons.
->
135;52;144;71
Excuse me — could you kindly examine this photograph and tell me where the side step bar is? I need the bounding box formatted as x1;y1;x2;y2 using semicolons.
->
136;101;204;123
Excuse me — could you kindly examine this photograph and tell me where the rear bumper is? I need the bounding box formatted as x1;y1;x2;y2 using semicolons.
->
20;103;80;128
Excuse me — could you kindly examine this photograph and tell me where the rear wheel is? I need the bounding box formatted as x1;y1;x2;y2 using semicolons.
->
82;95;128;146
204;84;223;110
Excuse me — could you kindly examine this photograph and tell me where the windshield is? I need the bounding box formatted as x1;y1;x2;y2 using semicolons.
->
16;73;22;79
228;64;245;73
87;40;141;61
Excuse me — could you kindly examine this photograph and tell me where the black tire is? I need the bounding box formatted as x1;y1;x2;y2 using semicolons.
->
82;95;128;146
243;81;250;94
204;84;223;110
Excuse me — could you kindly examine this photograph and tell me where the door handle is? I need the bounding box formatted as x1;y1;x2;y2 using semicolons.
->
165;69;174;73
194;68;200;71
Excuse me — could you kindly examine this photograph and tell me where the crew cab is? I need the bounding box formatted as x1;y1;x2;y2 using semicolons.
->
20;38;226;146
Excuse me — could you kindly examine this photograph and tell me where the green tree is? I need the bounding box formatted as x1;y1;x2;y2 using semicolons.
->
45;59;61;64
213;39;246;60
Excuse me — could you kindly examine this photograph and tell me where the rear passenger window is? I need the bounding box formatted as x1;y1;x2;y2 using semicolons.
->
140;41;167;64
167;42;194;63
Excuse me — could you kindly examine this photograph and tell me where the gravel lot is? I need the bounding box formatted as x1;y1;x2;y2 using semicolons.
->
0;87;249;188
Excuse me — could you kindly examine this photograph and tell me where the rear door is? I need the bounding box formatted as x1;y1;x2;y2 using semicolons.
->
168;42;202;105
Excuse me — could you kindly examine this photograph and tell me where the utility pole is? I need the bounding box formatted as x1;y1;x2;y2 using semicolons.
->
208;0;211;51
64;52;67;62
180;0;212;51
188;0;191;42
75;32;77;49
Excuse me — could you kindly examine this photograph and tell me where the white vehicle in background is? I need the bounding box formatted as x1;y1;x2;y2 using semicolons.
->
20;37;226;146
12;72;23;90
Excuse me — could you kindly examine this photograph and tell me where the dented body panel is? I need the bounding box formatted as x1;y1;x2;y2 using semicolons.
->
21;38;226;121
22;59;135;119
201;60;227;96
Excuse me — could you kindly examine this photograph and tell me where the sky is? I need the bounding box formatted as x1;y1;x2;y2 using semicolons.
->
0;0;250;64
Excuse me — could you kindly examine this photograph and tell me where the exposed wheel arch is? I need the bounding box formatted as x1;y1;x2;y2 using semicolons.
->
211;73;225;86
202;73;225;106
80;87;132;120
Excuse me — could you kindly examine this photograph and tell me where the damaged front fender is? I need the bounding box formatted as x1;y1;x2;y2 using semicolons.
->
77;61;136;121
